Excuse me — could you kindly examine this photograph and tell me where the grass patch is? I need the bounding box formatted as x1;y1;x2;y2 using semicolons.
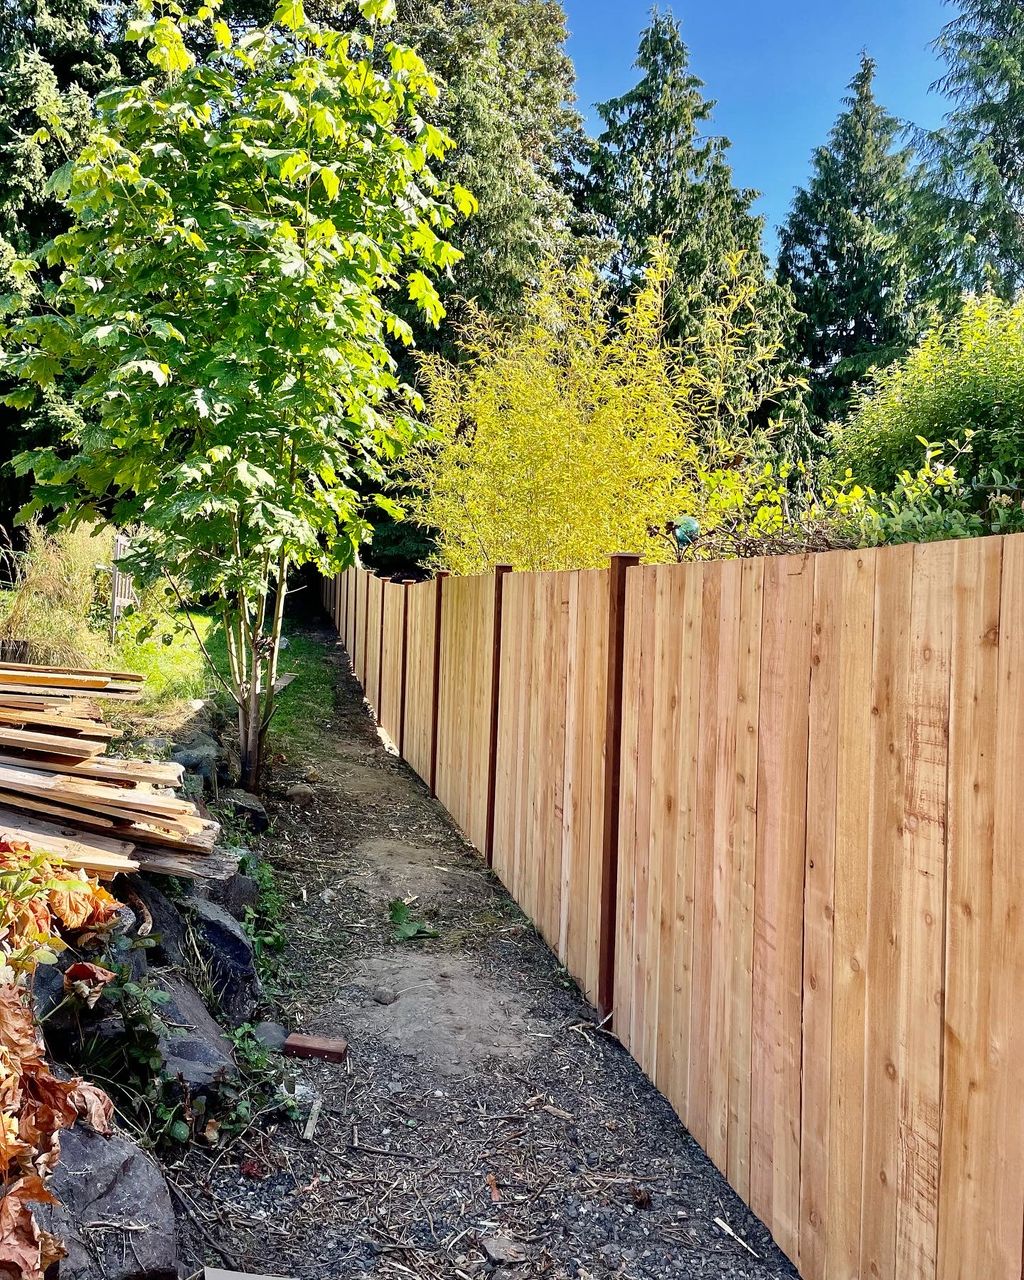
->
264;626;335;758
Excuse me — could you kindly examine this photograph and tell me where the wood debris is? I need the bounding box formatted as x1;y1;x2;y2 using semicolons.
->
0;659;224;881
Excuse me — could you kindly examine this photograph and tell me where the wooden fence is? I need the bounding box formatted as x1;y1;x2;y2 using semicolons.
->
321;536;1024;1280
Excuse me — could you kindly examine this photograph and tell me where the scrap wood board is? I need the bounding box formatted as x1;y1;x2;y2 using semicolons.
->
0;658;222;879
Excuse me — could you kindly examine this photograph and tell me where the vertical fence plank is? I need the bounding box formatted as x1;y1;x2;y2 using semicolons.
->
651;565;681;1099
799;551;843;1280
825;549;877;1280
860;542;914;1280
987;535;1024;1272
937;536;1024;1280
613;563;644;1038
727;557;763;1203
435;573;494;850
750;553;813;1261
708;559;743;1171
894;541;954;1280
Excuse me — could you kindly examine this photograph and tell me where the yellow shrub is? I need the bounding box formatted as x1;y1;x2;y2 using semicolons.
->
405;251;791;572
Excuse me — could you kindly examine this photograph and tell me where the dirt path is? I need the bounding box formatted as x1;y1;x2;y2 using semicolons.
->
175;624;799;1280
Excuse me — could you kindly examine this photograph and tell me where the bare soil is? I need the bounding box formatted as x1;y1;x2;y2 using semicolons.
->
172;623;799;1280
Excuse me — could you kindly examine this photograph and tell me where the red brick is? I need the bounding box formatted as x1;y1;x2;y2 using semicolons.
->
282;1032;349;1063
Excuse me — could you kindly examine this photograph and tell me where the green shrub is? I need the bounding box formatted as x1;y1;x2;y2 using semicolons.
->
831;295;1024;533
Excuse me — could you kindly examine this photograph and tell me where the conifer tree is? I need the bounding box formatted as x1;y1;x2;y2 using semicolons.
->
394;0;588;324
922;0;1024;298
778;54;931;426
586;10;791;349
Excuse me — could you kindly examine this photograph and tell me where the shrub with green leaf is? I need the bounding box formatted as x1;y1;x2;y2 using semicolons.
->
831;294;1024;534
1;0;469;787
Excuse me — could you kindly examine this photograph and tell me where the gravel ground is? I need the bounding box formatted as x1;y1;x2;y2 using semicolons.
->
172;623;799;1280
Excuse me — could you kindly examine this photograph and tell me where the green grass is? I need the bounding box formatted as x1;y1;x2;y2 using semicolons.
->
110;603;332;765
265;625;335;757
116;611;221;707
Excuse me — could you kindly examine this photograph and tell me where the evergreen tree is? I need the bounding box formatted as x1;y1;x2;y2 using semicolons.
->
393;0;588;324
586;9;793;358
0;0;132;529
778;54;931;427
922;0;1024;298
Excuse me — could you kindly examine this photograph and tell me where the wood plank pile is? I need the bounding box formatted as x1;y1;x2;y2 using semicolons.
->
0;659;227;881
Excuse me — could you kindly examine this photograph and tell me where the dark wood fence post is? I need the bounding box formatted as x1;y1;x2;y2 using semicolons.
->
428;571;448;796
484;565;513;866
597;552;640;1021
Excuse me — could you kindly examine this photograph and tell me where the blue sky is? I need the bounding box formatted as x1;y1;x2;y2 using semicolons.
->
562;0;952;256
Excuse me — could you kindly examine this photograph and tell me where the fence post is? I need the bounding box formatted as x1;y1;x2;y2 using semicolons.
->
484;565;513;866
428;571;448;796
597;552;640;1021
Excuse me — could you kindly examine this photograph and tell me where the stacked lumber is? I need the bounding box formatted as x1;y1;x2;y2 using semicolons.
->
0;660;228;881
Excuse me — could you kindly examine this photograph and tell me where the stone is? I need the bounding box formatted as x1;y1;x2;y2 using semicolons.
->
170;731;225;789
219;787;270;833
154;974;236;1092
253;1020;288;1053
192;899;261;1025
36;1123;178;1280
137;735;173;755
285;782;315;805
206;871;260;922
480;1235;529;1266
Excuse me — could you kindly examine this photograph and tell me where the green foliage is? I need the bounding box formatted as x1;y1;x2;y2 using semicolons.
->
585;6;796;412
406;251;801;573
0;520;115;666
1;0;465;784
0;0;133;526
389;897;438;941
394;0;587;325
778;54;936;430
920;0;1024;298
831;294;1024;534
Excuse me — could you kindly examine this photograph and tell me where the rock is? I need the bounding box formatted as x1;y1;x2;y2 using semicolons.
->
170;730;224;789
132;879;189;968
285;782;315;805
154;974;236;1092
480;1235;529;1266
32;959;69;1026
205;871;260;922
220;787;270;833
137;735;173;755
36;1124;178;1280
253;1020;288;1053
191;899;261;1025
372;986;397;1006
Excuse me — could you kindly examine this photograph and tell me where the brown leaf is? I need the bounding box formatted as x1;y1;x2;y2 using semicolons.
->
69;1081;113;1135
63;962;116;1010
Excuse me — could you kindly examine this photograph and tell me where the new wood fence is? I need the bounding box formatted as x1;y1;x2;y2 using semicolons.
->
321;535;1024;1280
